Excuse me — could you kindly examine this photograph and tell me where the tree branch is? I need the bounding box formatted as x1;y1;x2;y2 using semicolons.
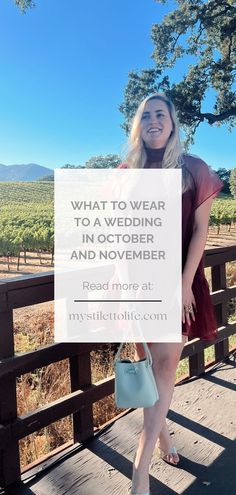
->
200;107;236;124
201;2;234;25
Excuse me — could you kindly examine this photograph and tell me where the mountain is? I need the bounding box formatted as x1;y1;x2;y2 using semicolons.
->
0;163;53;181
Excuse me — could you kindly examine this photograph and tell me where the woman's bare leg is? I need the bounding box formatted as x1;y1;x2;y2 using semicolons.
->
157;419;179;464
131;337;186;494
134;338;186;460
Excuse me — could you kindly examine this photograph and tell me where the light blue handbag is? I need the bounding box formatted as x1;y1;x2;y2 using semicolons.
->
114;342;159;408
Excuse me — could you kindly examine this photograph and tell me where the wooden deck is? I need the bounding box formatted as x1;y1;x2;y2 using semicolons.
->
5;353;236;495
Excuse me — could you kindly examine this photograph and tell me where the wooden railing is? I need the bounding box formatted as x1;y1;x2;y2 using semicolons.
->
0;245;236;488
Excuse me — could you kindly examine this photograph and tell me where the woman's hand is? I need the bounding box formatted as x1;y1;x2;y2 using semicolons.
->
182;279;197;326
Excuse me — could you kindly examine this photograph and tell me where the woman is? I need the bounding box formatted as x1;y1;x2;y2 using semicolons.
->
118;93;223;495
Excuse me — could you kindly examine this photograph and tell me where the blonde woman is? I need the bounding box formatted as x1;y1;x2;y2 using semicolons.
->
119;93;223;495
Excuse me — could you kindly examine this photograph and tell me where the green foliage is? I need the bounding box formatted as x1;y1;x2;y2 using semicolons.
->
61;164;84;169
38;174;54;181
120;0;236;144
14;0;35;12
0;183;53;259
209;198;236;230
84;154;121;169
39;165;84;181
0;182;53;204
215;168;231;194
229;168;236;198
119;69;170;135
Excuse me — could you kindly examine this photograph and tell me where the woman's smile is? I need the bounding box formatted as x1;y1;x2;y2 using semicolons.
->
148;127;162;134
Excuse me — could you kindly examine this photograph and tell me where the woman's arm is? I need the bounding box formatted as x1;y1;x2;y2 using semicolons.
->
182;195;214;324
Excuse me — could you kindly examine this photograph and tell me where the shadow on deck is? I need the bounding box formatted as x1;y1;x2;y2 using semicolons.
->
6;354;236;495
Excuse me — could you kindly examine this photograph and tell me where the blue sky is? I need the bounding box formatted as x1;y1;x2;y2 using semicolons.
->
0;0;235;171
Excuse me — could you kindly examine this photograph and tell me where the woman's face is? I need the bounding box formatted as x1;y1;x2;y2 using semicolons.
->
140;99;173;149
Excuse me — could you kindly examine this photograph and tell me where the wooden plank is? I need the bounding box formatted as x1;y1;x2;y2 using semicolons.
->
0;442;21;488
214;338;230;362
204;245;236;266
0;263;112;304
0;376;114;444
211;286;236;305
70;353;94;442
0;342;104;381
181;323;236;359
0;425;10;445
189;349;205;377
0;290;7;312
204;245;236;258
8;283;54;309
0;272;53;290
0;310;21;487
0;310;14;359
211;263;230;361
21;440;73;473
211;264;226;290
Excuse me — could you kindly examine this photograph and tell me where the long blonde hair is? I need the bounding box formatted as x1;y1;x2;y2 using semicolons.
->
124;93;192;193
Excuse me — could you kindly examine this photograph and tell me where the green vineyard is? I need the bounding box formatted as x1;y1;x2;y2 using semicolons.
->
210;198;236;232
0;182;54;267
0;182;235;269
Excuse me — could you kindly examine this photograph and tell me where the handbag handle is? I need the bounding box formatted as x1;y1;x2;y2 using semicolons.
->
114;342;153;366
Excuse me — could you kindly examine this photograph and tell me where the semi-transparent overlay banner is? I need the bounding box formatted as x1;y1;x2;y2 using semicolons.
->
54;168;182;343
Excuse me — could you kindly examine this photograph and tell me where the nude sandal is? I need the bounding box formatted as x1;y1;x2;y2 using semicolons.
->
158;445;180;466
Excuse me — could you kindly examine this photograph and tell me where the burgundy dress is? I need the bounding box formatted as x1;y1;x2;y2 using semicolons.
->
119;147;223;357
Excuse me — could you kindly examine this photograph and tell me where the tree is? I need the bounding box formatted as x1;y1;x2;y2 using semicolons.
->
229;168;236;198
215;168;231;194
119;0;236;144
61;164;84;169
37;174;54;181
84;154;121;169
14;0;35;12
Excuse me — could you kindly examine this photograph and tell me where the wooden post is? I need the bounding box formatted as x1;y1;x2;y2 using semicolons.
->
69;348;94;443
189;349;205;377
0;304;21;487
212;264;229;362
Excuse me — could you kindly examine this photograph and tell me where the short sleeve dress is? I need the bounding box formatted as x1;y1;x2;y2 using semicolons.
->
118;147;223;358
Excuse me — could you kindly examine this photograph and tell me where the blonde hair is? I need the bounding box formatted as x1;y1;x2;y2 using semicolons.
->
124;93;192;193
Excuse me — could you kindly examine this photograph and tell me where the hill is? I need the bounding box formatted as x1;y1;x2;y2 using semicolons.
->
0;163;52;181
